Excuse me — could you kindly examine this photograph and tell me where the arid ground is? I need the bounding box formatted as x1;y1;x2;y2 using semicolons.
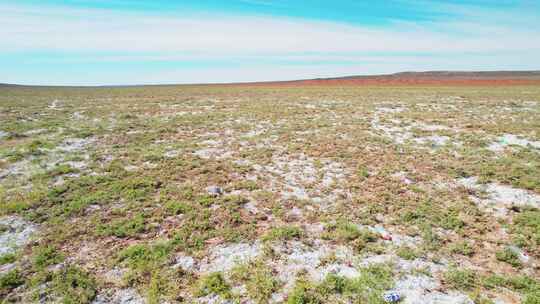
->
0;82;539;303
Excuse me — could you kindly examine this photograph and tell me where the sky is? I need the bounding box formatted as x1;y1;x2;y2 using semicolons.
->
1;0;540;85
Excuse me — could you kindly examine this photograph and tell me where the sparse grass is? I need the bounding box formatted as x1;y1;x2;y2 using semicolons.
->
0;269;24;295
0;253;16;265
33;244;64;269
449;241;475;256
286;279;324;304
287;263;394;304
164;200;192;215
1;85;539;302
51;266;97;304
483;274;540;304
511;208;540;252
231;260;281;303
396;246;420;260
420;224;443;251
117;242;171;271
263;225;303;242
495;247;522;268
322;221;378;252
476;150;540;192
195;272;233;300
444;267;477;290
98;213;146;238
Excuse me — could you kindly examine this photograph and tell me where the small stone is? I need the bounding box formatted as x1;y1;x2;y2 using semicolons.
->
384;292;401;303
0;263;16;275
382;234;393;241
206;186;223;196
507;246;530;264
173;255;196;272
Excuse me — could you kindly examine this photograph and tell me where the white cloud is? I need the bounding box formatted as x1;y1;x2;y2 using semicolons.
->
1;4;539;55
1;3;539;85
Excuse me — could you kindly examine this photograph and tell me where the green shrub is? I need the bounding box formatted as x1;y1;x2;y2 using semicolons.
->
231;261;280;303
117;242;171;271
495;247;522;268
33;245;64;269
197;195;215;207
318;274;347;294
421;224;442;251
196;272;232;299
0;269;24;293
449;241;475;256
52;266;97;304
482;275;505;289
322;221;378;252
511;209;540;251
396;246;419;260
263;226;303;242
287;280;323;304
0;253;16;265
99;213;146;238
444;268;477;290
524;291;540;304
165;201;192;215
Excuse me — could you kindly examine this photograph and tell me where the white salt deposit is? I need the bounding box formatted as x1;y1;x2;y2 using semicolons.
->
199;242;262;273
458;177;540;216
488;134;540;152
0;216;37;255
92;288;145;304
392;275;473;304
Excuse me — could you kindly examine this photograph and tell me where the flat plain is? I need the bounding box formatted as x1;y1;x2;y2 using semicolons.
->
0;83;539;304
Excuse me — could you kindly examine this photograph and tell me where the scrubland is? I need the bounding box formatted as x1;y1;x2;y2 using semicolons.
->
0;85;539;304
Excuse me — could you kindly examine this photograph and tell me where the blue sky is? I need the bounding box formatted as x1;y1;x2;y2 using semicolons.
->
1;0;540;85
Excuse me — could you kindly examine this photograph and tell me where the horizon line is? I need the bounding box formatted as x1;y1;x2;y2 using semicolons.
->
3;70;540;88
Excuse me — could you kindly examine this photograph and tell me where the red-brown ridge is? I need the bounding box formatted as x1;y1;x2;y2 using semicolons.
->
231;71;540;86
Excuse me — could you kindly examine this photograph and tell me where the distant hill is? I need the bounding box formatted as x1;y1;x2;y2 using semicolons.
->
248;71;540;86
0;83;26;88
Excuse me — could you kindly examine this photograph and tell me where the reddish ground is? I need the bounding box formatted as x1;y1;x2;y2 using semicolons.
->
227;71;540;87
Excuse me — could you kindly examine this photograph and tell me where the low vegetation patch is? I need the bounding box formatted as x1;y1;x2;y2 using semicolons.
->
287;264;394;304
1;85;539;302
322;221;378;252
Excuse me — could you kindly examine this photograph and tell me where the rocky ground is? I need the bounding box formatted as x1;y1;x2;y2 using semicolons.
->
0;85;539;303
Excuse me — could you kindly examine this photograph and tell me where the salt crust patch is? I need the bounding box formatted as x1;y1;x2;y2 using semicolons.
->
370;107;459;148
413;135;451;147
393;275;473;304
178;238;475;304
458;177;540;217
0;137;93;190
48;99;61;109
253;153;350;206
487;134;540;152
194;137;234;159
56;138;95;153
164;149;181;158
198;242;262;273
0;216;37;255
196;294;231;304
194;148;233;160
391;171;414;185
92;288;145;304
